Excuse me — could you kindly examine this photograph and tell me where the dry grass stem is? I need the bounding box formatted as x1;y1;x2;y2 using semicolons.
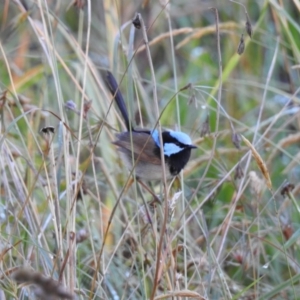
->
241;135;272;190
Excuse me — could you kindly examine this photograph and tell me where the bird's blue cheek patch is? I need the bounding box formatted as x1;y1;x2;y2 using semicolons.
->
151;130;160;147
163;143;183;156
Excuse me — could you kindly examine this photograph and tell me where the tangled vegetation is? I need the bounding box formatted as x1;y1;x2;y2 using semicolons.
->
0;1;300;299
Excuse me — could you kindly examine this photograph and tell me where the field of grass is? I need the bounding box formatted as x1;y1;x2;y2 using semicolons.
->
1;0;300;299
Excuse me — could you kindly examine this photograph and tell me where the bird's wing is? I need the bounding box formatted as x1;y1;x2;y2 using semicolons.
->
113;132;162;165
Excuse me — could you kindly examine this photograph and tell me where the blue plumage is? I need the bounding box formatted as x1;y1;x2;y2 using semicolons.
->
151;129;193;156
169;131;193;145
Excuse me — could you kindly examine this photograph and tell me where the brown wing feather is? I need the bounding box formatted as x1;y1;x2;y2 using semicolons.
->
113;132;161;165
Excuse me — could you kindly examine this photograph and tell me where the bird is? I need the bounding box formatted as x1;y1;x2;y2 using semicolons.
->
106;71;196;181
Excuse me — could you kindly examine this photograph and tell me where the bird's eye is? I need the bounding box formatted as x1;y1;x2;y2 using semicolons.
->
175;141;183;147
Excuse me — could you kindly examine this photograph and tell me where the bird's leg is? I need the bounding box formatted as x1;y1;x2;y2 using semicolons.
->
137;179;162;205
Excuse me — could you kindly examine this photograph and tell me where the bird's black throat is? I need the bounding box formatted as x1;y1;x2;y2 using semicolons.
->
167;148;192;176
153;145;192;176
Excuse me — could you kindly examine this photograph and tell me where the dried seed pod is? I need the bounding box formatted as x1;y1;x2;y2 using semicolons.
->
200;115;210;137
237;34;245;55
282;223;293;241
188;92;196;106
234;162;244;180
232;132;242;149
245;12;253;38
132;14;141;29
83;99;92;119
76;228;89;243
74;176;88;201
281;182;295;197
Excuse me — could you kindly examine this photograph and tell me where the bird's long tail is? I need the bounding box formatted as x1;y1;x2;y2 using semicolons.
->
106;71;132;131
